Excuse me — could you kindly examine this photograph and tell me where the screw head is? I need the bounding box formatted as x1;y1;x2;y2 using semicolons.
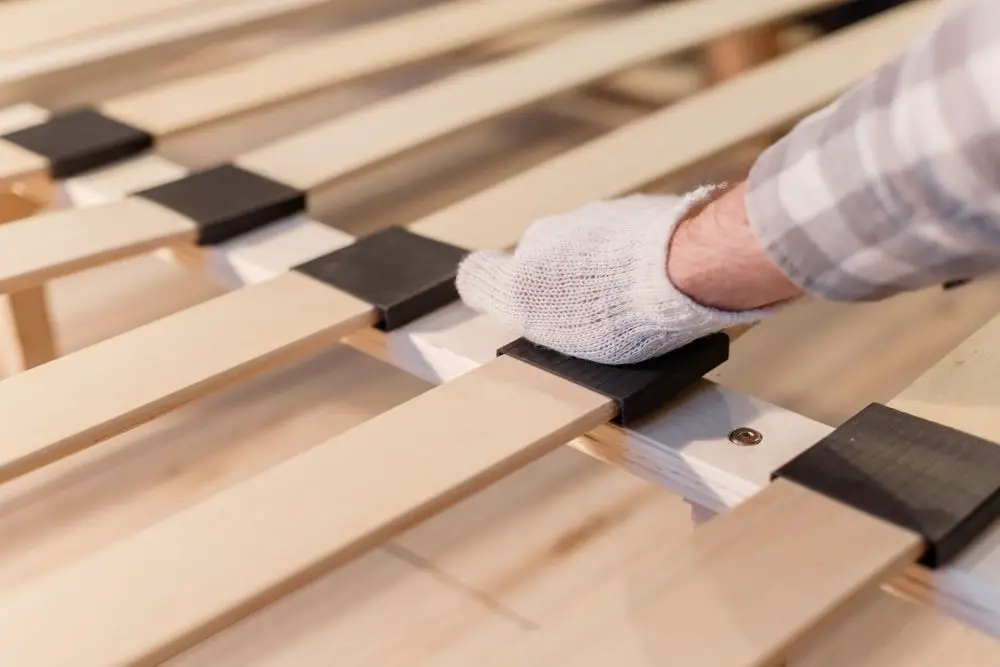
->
729;427;762;446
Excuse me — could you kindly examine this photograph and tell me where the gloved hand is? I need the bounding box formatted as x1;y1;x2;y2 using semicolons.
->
455;188;777;365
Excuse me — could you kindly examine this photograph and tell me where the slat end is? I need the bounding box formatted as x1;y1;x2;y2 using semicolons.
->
773;403;1000;568
497;333;730;426
3;107;153;179
292;227;469;331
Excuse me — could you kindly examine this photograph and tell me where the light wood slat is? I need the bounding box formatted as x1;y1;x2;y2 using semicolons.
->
0;104;50;135
0;0;616;184
0;0;845;294
100;0;617;137
411;0;937;249
502;482;929;667
0;0;338;93
0;0;935;488
235;0;840;190
0;0;205;55
0;356;614;665
0;198;196;293
0;270;374;482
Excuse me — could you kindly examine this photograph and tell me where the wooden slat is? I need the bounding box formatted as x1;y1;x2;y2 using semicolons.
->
411;0;936;250
0;0;935;491
0;197;195;293
0;0;340;98
100;0;617;137
0;0;206;55
235;0;842;190
0;356;615;665
524;312;1000;666
503;482;928;666
0;271;375;481
0;0;616;185
0;0;850;294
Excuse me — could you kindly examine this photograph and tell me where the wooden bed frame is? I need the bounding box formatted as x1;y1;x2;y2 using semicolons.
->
1;0;999;664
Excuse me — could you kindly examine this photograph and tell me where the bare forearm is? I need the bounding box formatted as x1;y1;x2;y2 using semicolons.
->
667;181;800;311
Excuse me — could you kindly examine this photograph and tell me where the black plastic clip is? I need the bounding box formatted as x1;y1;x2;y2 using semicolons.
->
3;107;154;179
293;226;469;331
773;403;1000;568
497;333;730;426
135;164;306;245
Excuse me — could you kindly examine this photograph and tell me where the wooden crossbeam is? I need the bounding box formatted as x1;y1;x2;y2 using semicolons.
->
0;0;838;373
0;4;967;664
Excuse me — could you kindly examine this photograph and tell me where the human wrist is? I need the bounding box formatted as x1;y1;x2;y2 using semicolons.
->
666;181;801;311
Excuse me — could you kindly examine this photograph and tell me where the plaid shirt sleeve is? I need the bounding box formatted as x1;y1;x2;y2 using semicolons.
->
744;0;1000;302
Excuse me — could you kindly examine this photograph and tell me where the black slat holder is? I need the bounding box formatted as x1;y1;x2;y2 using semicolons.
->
773;403;1000;568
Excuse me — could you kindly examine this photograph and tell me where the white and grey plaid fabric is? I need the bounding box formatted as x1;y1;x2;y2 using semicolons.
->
745;0;1000;301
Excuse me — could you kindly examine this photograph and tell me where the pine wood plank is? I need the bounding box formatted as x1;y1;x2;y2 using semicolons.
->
0;0;344;100
0;270;375;481
235;0;844;190
100;0;617;137
0;198;196;293
0;0;614;188
0;0;207;56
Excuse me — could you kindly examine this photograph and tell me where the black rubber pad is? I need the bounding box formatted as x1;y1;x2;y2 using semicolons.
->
773;403;1000;568
293;226;469;331
135;164;305;245
2;107;153;179
497;332;730;426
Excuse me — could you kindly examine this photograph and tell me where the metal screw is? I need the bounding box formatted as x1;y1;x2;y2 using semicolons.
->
729;427;762;447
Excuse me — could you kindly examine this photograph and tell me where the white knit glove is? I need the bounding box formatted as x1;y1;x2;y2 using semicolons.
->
455;189;775;365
